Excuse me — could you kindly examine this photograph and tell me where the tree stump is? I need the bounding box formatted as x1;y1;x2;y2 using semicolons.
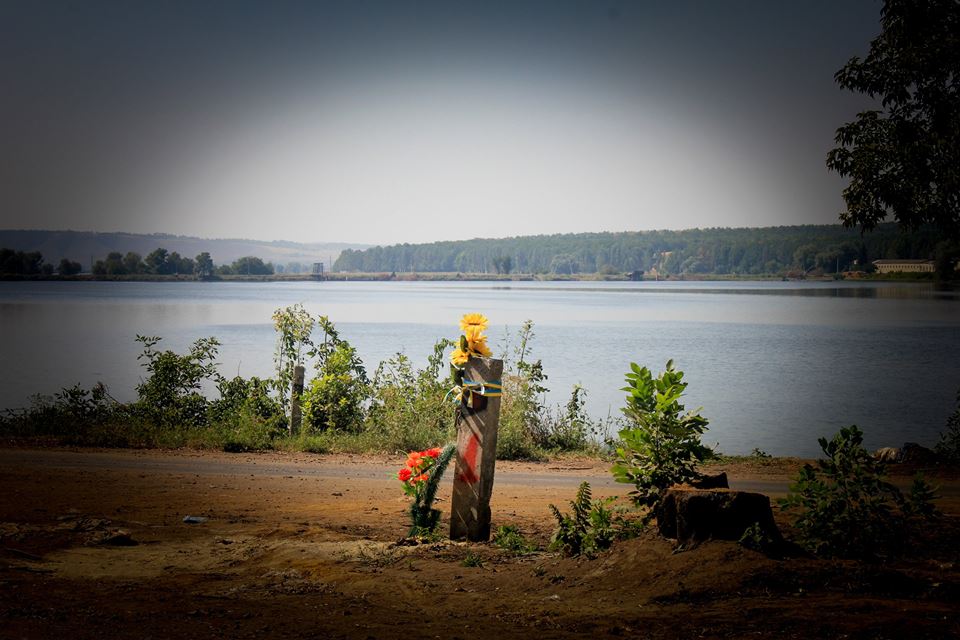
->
656;487;782;546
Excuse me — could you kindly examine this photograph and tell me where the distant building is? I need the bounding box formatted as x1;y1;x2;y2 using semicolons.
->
872;259;935;273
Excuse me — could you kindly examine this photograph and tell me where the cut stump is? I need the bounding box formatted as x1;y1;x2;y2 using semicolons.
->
656;487;782;546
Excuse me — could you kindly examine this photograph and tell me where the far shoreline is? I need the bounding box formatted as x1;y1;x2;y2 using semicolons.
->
0;272;951;284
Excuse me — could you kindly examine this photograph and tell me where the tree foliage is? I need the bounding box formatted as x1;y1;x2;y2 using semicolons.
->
133;335;223;427
272;304;315;414
826;0;959;237
0;248;46;275
57;258;83;275
220;256;274;275
333;224;943;275
194;251;214;277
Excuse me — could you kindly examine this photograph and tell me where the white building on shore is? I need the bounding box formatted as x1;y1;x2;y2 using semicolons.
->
872;259;935;273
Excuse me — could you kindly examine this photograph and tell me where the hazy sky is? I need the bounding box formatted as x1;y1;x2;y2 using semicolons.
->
1;1;882;245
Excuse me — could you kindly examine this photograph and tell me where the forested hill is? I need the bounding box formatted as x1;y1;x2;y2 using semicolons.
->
333;224;944;275
0;230;367;270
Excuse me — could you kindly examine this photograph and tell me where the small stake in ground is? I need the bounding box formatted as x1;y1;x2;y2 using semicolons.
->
289;364;305;435
450;356;503;542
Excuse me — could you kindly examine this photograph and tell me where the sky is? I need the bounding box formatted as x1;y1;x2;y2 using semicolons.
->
1;0;883;246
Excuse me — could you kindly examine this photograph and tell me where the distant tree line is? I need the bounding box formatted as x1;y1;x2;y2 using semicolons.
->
334;224;954;277
0;248;83;276
91;249;275;276
0;247;282;277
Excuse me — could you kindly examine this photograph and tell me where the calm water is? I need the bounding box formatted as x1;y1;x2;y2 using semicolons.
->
1;280;958;457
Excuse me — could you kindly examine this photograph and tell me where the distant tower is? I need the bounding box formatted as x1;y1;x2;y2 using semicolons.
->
312;262;324;280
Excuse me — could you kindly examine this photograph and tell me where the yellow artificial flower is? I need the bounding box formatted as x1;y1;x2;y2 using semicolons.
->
450;346;470;366
459;313;489;333
469;336;492;357
463;325;492;357
463;325;484;341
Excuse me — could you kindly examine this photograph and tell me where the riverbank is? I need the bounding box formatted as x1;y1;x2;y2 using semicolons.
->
0;271;950;283
1;446;958;639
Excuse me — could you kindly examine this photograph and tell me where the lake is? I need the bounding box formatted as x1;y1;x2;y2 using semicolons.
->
1;280;958;457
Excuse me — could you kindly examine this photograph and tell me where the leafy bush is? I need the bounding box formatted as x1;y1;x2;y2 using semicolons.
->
779;425;939;559
364;340;456;452
272;304;315;415
461;551;485;568
0;383;119;439
540;385;596;452
934;388;960;464
302;333;368;433
549;482;641;557
496;321;602;459
492;524;539;555
133;335;222;427
611;360;710;517
496;373;547;461
495;321;549;460
209;376;281;423
208;376;286;451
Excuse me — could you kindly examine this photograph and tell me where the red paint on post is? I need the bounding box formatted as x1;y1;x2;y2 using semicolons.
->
457;433;480;484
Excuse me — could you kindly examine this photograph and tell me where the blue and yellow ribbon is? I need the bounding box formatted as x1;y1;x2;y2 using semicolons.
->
445;378;503;408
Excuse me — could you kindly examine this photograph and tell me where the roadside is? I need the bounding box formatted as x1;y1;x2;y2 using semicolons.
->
1;446;958;639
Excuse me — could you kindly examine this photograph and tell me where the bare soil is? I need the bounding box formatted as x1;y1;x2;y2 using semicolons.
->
1;447;958;639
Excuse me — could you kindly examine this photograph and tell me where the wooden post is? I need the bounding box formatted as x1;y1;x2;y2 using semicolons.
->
289;365;305;435
450;357;503;542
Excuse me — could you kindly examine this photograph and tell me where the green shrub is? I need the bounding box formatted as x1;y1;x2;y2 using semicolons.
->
3;384;113;436
364;341;456;452
209;376;281;424
495;321;549;460
272;304;315;415
491;321;605;459
302;342;368;433
133;335;222;427
934;388;960;464
492;524;539;555
461;551;485;568
611;360;709;518
496;373;546;461
779;425;939;558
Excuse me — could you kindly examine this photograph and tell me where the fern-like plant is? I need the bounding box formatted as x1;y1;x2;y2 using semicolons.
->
549;482;642;557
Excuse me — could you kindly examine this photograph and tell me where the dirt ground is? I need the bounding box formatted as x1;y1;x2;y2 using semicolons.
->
1;447;958;640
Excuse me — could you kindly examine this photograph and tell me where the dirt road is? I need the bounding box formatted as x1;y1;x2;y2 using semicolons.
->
1;447;958;639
